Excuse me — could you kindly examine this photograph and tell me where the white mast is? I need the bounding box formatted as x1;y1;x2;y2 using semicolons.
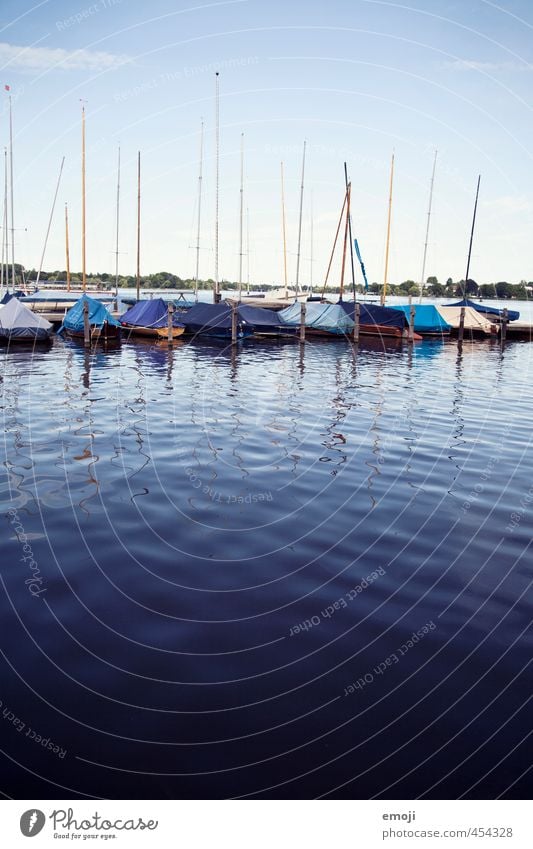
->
7;88;15;289
246;206;250;293
35;156;65;288
419;149;437;302
309;191;314;296
1;149;6;294
281;161;288;299
194;118;204;301
114;145;121;297
214;71;220;303
238;132;244;299
295;139;306;296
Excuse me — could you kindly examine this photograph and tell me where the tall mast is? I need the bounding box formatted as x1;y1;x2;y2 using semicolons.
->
136;150;141;301
281;161;288;299
340;182;351;300
36;156;65;288
114;145;121;297
7;89;15;289
81;102;86;292
381;151;394;306
295;139;306;296
246;206;250;293
464;174;481;298
194;118;204;301
344;162;356;301
214;71;220;303
1;148;6;293
309;191;313;295
238;131;244;299
65;203;71;292
419;149;437;302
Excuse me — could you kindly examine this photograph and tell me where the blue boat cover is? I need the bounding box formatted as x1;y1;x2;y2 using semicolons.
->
181;303;234;330
446;299;520;322
339;300;408;330
279;302;354;334
58;294;121;333
391;304;451;333
238;304;294;333
1;290;26;304
120;298;184;329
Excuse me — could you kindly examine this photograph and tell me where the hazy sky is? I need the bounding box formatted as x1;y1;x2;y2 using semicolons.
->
1;0;532;287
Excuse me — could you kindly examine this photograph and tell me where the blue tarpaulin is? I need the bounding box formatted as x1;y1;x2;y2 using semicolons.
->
339;301;408;330
391;304;451;333
238;305;295;334
121;298;184;329
279;302;354;334
58;294;121;334
22;288;115;303
180;303;252;337
446;299;520;322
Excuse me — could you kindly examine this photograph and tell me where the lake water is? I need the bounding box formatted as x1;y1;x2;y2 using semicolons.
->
1;311;532;799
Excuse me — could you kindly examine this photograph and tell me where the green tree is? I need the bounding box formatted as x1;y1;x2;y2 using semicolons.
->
495;281;513;299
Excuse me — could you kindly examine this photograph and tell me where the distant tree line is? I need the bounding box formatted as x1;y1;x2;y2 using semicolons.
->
365;276;532;300
7;267;533;300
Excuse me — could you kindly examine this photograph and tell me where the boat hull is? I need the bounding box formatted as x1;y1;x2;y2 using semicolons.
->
121;323;185;339
64;323;121;342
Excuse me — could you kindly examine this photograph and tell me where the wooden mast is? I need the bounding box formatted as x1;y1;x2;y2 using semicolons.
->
238;132;244;299
340;182;351;300
464;174;481;298
344;162;356;301
65;203;71;292
419;149;437;302
81;102;86;292
281;161;288;299
381;152;394;306
194;118;204;302
295;139;306;297
136;150;141;301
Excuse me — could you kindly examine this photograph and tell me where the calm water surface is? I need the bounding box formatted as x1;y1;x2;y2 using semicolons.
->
1;326;531;799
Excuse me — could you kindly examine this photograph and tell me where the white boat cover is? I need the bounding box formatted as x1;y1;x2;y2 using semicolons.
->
0;297;53;339
436;306;495;335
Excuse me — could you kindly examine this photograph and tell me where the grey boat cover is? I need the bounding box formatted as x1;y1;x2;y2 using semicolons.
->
0;297;53;339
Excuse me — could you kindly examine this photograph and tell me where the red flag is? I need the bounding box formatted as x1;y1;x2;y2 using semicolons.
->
4;84;10;91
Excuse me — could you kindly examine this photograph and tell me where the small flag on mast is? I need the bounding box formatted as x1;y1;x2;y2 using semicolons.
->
4;84;10;91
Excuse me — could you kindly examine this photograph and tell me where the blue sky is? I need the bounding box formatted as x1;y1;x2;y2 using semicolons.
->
1;0;532;286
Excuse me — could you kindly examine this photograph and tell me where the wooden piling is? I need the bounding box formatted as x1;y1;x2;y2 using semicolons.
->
353;302;360;343
408;296;415;343
300;302;306;343
501;308;508;344
167;302;174;343
231;303;238;344
83;299;90;347
458;306;465;343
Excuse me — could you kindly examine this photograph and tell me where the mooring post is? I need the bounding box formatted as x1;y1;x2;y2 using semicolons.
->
300;301;306;343
501;307;508;345
231;303;238;345
458;306;465;343
353;302;360;343
167;302;174;343
83;299;90;347
408;302;415;344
